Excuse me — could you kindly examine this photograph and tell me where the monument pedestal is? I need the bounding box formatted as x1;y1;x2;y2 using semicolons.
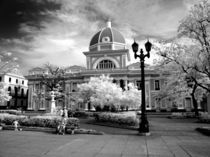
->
51;100;56;113
50;91;56;114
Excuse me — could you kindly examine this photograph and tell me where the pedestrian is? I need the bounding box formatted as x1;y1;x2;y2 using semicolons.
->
63;107;68;118
57;117;66;135
13;120;20;131
60;109;64;117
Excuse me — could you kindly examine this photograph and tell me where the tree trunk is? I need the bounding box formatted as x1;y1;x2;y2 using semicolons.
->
191;93;199;117
191;84;199;117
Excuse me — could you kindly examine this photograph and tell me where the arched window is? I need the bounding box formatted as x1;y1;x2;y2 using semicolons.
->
21;88;24;97
8;86;11;92
120;79;125;90
8;86;11;96
112;79;117;83
96;60;116;69
14;87;18;96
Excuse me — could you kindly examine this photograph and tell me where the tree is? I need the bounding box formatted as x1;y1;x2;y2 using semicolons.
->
0;82;11;105
40;63;66;92
0;53;18;105
32;63;67;113
78;75;122;110
155;41;205;116
78;75;141;111
121;83;141;110
178;0;210;92
154;0;210;116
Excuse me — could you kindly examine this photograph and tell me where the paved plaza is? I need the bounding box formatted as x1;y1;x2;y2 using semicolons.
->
0;117;210;157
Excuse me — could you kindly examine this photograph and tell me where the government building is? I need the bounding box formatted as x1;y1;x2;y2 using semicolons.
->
26;21;198;113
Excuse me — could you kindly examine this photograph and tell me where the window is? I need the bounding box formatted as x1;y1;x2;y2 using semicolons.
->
9;77;11;83
112;79;117;84
72;83;77;92
96;60;116;69
16;79;18;84
35;84;39;91
8;87;11;94
155;80;160;90
120;79;125;90
21;89;24;97
136;81;142;90
40;99;45;109
0;77;2;82
15;87;18;96
22;80;24;85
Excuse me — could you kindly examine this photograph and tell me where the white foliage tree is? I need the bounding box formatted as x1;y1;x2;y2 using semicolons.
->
178;0;210;92
78;75;141;111
0;53;18;105
0;83;11;105
121;83;141;110
153;0;210;116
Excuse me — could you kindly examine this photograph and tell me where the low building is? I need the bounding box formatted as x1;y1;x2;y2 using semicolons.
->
0;68;28;110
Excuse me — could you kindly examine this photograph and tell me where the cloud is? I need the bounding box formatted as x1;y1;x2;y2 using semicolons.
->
0;0;61;38
0;0;201;75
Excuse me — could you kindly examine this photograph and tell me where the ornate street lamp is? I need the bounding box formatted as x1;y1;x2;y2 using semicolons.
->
132;40;152;135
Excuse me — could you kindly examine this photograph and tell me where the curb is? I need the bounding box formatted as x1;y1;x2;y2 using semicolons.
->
196;127;210;136
2;125;55;133
85;120;138;130
1;125;104;135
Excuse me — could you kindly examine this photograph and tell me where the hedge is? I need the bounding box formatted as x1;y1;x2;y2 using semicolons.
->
68;110;89;118
93;112;139;126
0;114;80;128
0;110;23;115
198;112;210;123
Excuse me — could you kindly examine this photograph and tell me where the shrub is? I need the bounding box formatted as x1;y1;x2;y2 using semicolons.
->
73;111;89;118
68;110;75;117
0;114;27;125
0;110;22;115
110;105;118;112
198;112;210;123
170;112;196;118
66;118;80;129
103;105;110;111
95;106;102;112
0;114;80;128
93;112;139;127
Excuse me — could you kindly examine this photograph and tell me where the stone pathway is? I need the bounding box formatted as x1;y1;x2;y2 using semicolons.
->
0;117;210;157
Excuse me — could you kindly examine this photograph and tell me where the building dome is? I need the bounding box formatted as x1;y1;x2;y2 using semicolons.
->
89;21;126;51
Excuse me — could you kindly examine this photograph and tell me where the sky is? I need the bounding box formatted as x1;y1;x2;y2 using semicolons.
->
0;0;200;75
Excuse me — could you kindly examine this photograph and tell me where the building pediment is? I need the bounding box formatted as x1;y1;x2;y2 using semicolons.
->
127;62;151;70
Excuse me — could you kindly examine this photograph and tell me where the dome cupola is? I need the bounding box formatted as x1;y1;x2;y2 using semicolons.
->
89;21;126;51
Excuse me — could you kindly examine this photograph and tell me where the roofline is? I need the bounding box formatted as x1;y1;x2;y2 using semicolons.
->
0;72;26;79
83;49;129;55
89;42;126;49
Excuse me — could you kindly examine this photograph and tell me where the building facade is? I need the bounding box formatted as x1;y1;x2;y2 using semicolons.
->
26;21;197;112
0;70;28;110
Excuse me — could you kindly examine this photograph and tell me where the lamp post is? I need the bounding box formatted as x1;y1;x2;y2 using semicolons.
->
132;40;152;135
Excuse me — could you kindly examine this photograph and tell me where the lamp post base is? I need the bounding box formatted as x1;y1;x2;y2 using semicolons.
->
138;118;150;134
138;132;151;136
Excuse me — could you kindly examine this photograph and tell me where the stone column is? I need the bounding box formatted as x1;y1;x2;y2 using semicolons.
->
50;91;56;113
125;80;128;90
27;85;33;110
